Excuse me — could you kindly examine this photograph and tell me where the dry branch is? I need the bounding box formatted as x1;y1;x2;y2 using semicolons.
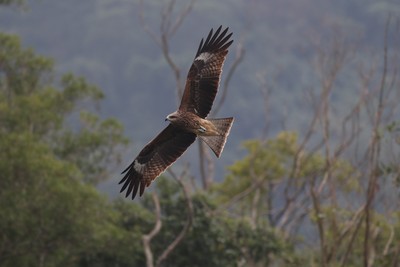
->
156;169;194;267
142;193;162;267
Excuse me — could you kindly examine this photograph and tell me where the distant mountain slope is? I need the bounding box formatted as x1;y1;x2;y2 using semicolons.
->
0;0;397;174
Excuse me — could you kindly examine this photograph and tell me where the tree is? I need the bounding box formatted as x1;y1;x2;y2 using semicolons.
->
135;177;300;267
211;15;400;267
0;32;129;266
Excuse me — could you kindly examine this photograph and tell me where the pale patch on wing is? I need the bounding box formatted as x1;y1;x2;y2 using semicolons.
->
133;160;145;173
195;52;212;62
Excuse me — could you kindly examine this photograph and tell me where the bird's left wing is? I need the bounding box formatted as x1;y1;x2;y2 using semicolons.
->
179;26;233;118
119;124;196;199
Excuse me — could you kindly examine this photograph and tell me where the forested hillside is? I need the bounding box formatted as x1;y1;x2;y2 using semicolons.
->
1;0;400;266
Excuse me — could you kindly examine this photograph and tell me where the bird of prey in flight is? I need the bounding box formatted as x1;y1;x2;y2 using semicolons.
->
119;26;234;199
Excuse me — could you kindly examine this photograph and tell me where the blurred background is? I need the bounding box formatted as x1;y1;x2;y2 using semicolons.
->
1;0;400;266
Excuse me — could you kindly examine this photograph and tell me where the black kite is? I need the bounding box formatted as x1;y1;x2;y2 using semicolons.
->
119;26;234;199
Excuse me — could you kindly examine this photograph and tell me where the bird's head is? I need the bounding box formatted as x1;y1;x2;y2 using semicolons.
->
165;111;179;122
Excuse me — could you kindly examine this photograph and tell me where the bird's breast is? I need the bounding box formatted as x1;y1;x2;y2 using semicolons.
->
172;113;218;136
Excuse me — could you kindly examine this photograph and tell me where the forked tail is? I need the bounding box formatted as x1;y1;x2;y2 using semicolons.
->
199;117;234;158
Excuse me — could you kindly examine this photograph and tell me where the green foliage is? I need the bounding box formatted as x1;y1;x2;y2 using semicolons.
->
77;199;152;267
211;132;379;265
141;178;301;267
0;32;130;266
215;132;298;202
0;33;128;184
0;126;118;266
54;111;128;185
214;132;360;208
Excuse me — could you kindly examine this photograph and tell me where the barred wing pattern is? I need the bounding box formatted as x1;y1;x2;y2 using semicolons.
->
119;125;196;199
179;26;233;118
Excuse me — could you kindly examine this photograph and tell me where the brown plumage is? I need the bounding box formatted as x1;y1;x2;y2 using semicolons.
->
119;26;234;199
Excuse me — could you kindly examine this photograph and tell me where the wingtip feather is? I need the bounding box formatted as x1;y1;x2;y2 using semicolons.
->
196;26;233;57
131;180;140;200
139;181;146;197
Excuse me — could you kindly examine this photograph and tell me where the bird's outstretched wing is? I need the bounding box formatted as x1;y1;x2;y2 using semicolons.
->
119;125;196;199
179;26;233;118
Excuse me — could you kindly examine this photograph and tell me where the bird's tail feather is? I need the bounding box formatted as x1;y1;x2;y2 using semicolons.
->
199;117;234;158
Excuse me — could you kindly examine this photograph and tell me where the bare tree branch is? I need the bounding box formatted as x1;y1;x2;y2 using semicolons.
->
364;15;391;267
138;0;195;99
142;193;162;267
138;0;161;46
167;0;195;37
155;168;193;267
141;167;194;267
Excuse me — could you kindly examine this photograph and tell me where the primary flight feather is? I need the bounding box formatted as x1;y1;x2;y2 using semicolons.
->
119;26;234;199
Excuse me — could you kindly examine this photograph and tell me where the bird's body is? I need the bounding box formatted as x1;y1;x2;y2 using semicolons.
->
166;110;234;157
166;110;224;136
119;26;234;199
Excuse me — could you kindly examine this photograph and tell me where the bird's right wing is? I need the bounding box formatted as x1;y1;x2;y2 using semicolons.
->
119;124;196;199
179;26;233;118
